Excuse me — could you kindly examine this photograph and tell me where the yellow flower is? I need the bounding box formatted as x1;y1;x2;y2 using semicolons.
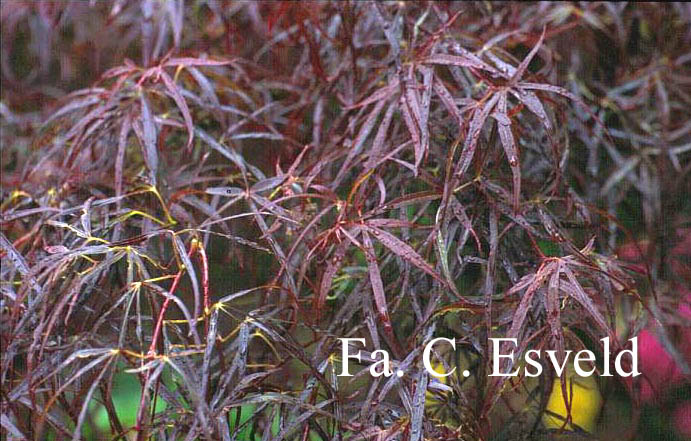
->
426;361;452;403
543;371;602;432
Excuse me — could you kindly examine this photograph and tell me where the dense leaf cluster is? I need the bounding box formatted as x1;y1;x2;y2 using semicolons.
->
1;2;689;440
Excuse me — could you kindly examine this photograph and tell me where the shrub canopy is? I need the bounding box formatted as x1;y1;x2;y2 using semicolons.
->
1;2;690;440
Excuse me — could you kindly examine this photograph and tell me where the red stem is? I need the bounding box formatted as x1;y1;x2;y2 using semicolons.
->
197;243;210;313
197;242;210;335
148;243;196;355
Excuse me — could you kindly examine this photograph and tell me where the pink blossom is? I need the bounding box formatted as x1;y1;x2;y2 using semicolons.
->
637;329;684;402
673;402;691;438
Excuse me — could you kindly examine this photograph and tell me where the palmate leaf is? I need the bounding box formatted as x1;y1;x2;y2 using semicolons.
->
433;27;559;213
505;260;557;344
487;28;556;131
483;234;626;413
508;256;617;344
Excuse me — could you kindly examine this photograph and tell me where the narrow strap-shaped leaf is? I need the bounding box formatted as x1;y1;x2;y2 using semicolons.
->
315;239;349;314
400;96;422;176
419;65;434;160
200;307;218;404
250;176;286;194
159;70;194;150
401;69;425;175
546;260;565;361
115;112;131;208
509;26;546;86
455;92;500;178
185;66;220;106
43;95;102;127
164;57;233;67
363;223;442;282
335;98;387;186
506;261;557;341
519;82;582;102
424;52;493;70
432;75;464;128
364;100;396;170
511;88;552;131
562;265;612;338
346;78;400;110
484;50;516;78
365;218;420;229
172;235;200;327
362;230;391;327
373;2;401;67
195;128;247;176
0;232;42;296
409;369;428;441
137;92;158;184
71;356;115;441
493;91;521;210
450;197;482;253
601;155;641;195
205;186;244;197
